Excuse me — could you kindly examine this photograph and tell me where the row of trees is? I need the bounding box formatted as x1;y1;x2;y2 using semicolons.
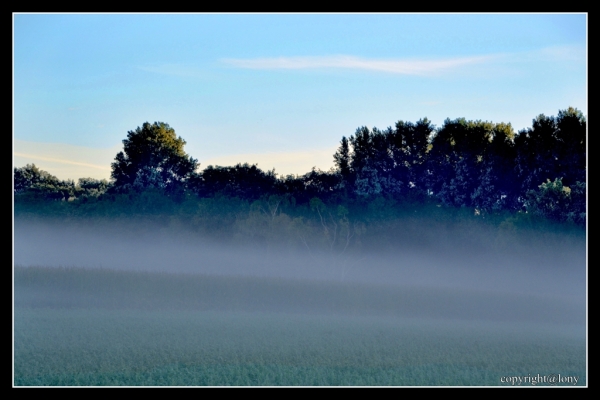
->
14;109;586;226
14;164;109;201
331;108;585;224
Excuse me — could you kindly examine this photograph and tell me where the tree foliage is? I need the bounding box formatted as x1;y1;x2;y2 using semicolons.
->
15;108;586;227
14;164;74;201
192;163;278;200
526;178;586;225
514;107;586;195
111;122;198;193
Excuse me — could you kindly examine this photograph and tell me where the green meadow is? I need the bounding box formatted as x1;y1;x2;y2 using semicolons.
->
14;266;585;386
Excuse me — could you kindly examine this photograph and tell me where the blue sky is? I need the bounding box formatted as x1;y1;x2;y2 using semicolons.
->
13;13;587;180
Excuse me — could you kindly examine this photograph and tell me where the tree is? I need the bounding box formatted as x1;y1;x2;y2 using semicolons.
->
427;118;494;207
349;126;374;176
347;126;398;198
554;107;586;187
111;122;198;193
514;114;560;198
471;122;518;212
75;177;111;198
333;136;351;181
194;163;278;200
302;168;343;202
14;164;56;194
514;108;586;210
14;163;74;201
525;178;585;225
388;118;434;196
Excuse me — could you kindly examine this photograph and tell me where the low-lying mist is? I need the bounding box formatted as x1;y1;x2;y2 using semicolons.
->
14;216;585;323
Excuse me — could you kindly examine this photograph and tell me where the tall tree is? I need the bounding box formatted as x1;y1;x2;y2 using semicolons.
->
388;118;433;195
349;126;373;176
111;122;198;193
427;119;493;207
514;108;586;211
554;107;586;186
333;136;351;182
471;122;518;211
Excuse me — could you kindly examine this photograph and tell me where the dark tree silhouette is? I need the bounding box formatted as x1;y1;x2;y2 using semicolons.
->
554;107;586;187
15;108;585;226
14;163;74;201
388;118;433;195
111;122;198;193
193;163;278;200
333;136;351;182
471;122;518;212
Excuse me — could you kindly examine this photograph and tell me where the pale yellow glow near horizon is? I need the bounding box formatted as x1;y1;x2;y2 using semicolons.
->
14;140;119;181
14;139;338;182
202;147;337;178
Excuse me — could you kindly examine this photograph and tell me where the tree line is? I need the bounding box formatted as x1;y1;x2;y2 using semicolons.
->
14;108;586;226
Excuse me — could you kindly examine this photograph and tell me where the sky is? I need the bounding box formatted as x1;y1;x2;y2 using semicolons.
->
13;13;587;181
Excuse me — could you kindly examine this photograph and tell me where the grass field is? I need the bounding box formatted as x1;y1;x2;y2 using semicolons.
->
13;266;586;386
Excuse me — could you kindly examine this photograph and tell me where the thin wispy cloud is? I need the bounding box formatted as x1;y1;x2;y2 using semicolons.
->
536;44;586;62
14;153;111;171
222;54;499;76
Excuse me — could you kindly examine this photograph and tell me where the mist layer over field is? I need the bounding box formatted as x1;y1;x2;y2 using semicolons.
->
13;216;586;385
15;217;585;299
